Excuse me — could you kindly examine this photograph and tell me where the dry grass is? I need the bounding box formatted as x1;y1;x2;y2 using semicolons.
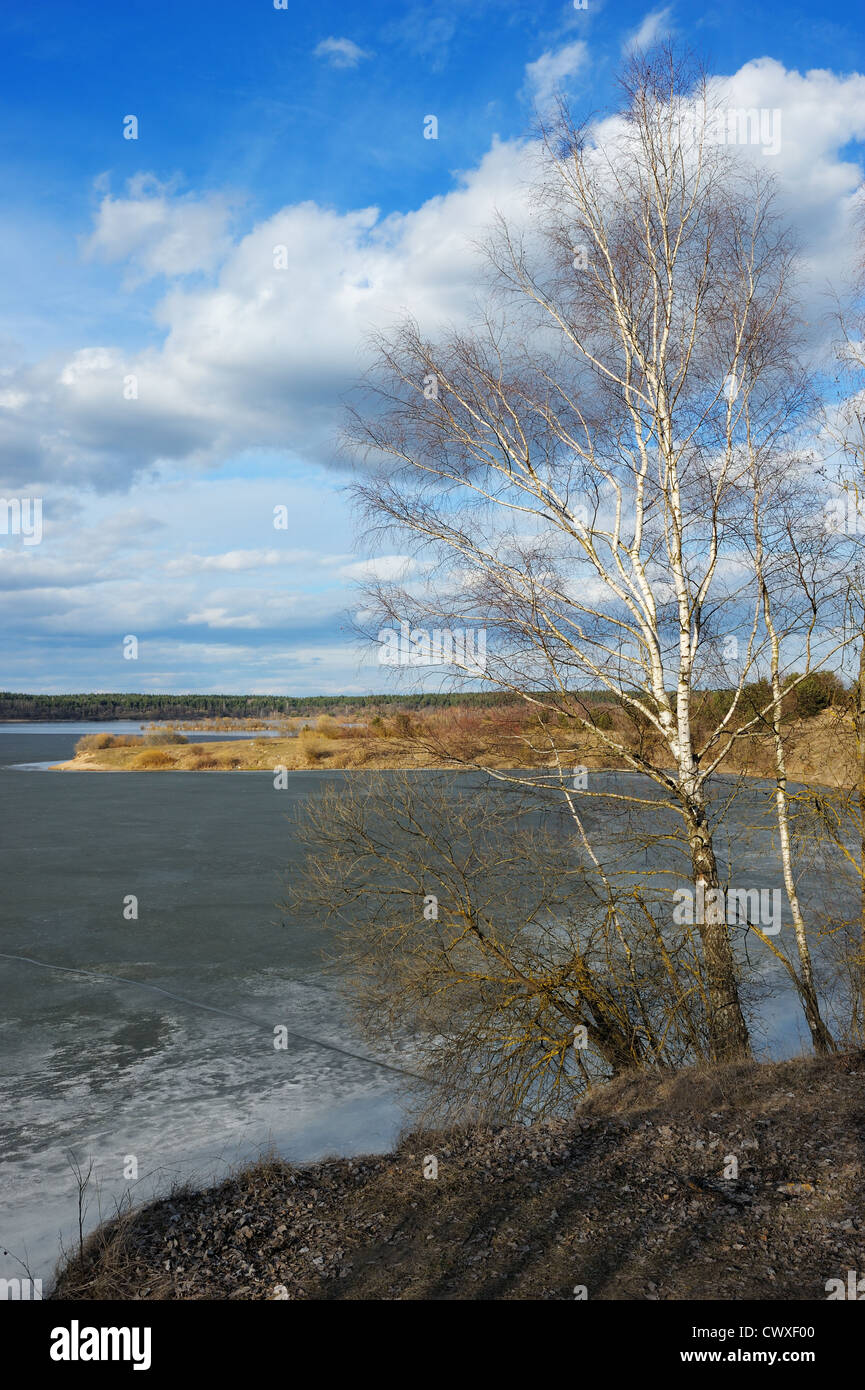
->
132;748;176;769
55;1193;180;1301
576;1053;832;1120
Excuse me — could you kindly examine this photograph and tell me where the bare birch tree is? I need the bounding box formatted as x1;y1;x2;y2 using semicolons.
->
345;46;842;1062
808;197;865;1036
744;435;837;1053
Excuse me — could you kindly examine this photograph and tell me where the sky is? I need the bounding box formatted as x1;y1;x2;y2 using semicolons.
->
1;0;865;695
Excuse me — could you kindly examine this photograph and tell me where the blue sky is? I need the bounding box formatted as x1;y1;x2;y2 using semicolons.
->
1;0;865;694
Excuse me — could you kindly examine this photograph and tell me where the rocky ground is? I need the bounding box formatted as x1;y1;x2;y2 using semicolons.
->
52;1052;865;1301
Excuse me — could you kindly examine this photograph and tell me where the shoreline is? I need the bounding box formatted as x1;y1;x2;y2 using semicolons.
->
45;759;851;790
50;1052;865;1301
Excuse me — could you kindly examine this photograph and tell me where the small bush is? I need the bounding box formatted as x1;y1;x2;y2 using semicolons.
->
741;679;773;722
142;730;188;746
788;671;846;720
316;715;340;738
297;730;330;763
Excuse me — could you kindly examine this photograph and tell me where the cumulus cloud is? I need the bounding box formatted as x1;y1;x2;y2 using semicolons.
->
705;59;865;342
0;551;104;592
313;37;371;69
523;41;589;111
2;59;865;509
0;136;536;492
164;548;353;575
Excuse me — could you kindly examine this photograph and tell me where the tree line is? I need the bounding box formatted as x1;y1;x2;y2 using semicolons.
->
0;690;540;721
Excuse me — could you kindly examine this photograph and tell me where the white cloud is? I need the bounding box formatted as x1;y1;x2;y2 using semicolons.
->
166;549;283;574
336;555;418;582
623;7;675;56
164;547;356;575
59;346;121;386
183;607;263;629
313;37;371;69
705;60;865;343
84;174;234;284
523;41;588;112
1;136;536;491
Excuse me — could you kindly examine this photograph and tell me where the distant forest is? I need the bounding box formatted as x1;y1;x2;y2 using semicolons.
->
0;678;845;723
0;690;569;721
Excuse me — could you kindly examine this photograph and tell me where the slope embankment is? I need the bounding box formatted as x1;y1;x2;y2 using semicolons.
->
52;1053;865;1301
